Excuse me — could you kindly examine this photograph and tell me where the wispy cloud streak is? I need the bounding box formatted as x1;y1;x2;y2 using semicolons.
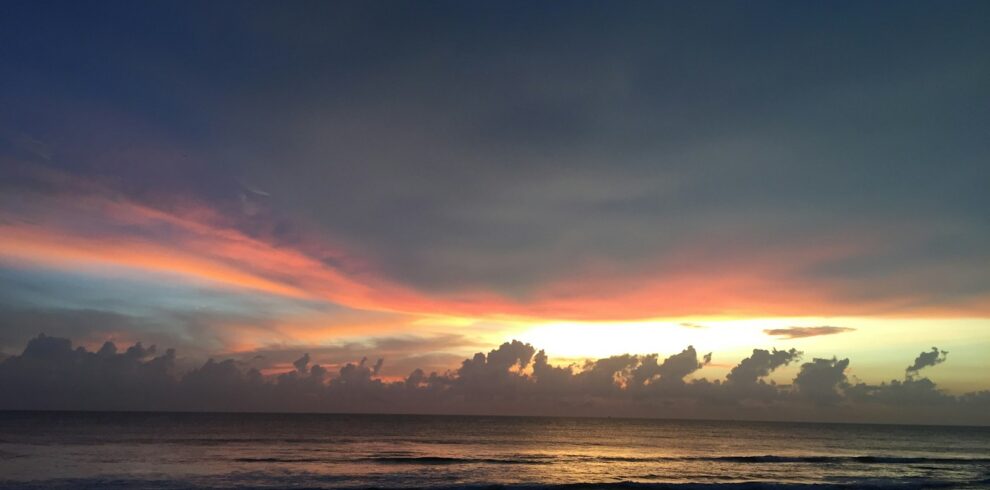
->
764;326;856;339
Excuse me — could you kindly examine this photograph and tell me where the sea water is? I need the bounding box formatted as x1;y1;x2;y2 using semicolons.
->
1;411;988;488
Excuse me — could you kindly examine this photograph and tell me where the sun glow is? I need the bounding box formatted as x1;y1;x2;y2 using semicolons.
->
512;316;979;361
512;318;772;360
508;317;990;392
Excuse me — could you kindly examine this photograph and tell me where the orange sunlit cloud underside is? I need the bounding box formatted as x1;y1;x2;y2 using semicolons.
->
2;185;988;329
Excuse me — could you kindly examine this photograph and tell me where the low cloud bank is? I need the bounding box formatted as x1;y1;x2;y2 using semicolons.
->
1;334;986;425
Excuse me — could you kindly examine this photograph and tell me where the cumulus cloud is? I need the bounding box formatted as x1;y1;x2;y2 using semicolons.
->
763;326;855;339
845;347;954;408
225;333;479;379
726;348;801;386
906;347;948;375
793;357;850;405
0;334;987;425
846;377;954;407
292;353;310;373
0;333;178;411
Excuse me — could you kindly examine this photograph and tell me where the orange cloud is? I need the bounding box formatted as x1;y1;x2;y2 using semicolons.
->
2;178;988;323
0;189;429;315
0;224;310;300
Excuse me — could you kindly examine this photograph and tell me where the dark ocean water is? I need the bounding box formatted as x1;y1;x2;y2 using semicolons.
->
0;412;988;489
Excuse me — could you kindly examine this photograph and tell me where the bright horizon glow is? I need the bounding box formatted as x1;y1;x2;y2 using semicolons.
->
511;317;990;393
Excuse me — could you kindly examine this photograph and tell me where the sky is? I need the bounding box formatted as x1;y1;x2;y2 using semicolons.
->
0;1;988;423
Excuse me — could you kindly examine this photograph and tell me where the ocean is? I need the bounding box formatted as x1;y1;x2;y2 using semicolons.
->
0;412;987;489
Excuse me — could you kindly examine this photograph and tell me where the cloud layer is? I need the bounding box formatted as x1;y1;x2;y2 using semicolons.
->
2;1;990;322
1;334;986;425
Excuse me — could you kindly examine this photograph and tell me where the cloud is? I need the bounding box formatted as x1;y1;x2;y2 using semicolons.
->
846;347;953;407
2;334;987;425
4;162;990;322
726;348;801;386
0;179;414;315
764;326;856;339
658;346;711;383
293;353;310;373
455;341;537;400
906;347;948;375
229;333;481;379
717;348;802;403
793;357;850;405
846;377;955;407
0;333;178;411
2;1;990;323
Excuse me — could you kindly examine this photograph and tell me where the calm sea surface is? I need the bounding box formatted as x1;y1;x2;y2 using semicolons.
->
0;412;988;489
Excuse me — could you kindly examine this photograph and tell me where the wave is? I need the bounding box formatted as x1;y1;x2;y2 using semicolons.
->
585;455;990;465
218;453;990;468
352;453;990;469
0;478;974;489
367;455;551;465
716;455;990;465
232;456;325;463
405;483;945;488
13;437;353;446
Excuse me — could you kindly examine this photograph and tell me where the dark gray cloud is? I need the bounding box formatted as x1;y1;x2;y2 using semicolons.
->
845;347;955;408
657;346;711;384
846;377;955;407
764;327;856;339
0;305;206;363
726;348;801;386
0;297;486;382
711;348;802;404
793;358;850;405
1;335;985;425
292;353;311;373
907;347;949;375
226;333;482;379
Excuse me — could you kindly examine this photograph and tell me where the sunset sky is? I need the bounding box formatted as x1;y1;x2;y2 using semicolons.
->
1;1;988;418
